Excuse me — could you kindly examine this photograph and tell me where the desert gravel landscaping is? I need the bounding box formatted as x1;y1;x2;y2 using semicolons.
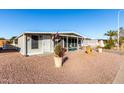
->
0;50;123;84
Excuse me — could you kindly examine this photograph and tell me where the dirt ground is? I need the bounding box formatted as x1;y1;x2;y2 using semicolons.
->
0;50;123;84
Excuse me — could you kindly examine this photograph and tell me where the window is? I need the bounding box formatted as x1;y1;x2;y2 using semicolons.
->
64;38;67;47
31;35;39;49
72;38;74;47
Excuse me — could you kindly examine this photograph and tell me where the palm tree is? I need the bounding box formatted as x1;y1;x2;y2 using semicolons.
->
104;30;117;49
104;30;117;40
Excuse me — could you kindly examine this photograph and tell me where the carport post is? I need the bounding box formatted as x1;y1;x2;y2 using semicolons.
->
23;34;28;56
77;37;79;50
66;36;68;51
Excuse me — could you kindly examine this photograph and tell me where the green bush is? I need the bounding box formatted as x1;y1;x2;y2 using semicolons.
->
104;42;115;49
104;43;111;49
96;45;102;49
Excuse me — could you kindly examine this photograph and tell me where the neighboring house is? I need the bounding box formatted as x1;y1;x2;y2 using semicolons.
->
82;39;98;48
0;40;7;48
82;39;106;48
14;32;84;56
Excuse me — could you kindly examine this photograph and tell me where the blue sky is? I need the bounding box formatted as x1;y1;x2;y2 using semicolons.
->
0;9;124;39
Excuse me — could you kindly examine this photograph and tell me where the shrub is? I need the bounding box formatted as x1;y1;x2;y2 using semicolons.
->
104;43;111;49
85;46;92;54
104;42;115;49
96;45;102;49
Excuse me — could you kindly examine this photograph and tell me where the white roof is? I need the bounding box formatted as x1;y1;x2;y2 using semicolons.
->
16;31;87;39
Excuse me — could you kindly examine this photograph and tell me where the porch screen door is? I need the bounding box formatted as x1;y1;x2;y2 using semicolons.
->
42;35;51;53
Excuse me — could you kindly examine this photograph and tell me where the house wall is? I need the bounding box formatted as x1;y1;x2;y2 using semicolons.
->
17;35;25;55
27;34;54;56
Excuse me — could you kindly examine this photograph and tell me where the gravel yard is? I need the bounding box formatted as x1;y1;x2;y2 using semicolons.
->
0;50;123;84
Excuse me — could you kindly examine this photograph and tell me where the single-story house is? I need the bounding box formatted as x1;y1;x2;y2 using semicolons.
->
82;39;98;48
82;39;106;48
13;32;84;56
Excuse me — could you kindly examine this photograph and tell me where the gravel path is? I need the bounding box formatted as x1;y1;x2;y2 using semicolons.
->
0;50;123;84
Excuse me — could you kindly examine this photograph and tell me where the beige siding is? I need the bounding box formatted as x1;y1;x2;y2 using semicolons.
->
17;35;25;55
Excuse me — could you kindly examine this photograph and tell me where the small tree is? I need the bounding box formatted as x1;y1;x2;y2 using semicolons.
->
9;36;17;44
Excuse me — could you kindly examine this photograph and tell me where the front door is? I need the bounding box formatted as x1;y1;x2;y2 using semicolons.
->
42;35;51;53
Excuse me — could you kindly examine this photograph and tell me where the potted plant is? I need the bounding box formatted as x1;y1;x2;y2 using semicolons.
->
97;45;103;53
54;44;65;68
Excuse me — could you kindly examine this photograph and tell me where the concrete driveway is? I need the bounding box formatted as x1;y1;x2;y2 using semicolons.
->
0;50;123;84
113;61;124;84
